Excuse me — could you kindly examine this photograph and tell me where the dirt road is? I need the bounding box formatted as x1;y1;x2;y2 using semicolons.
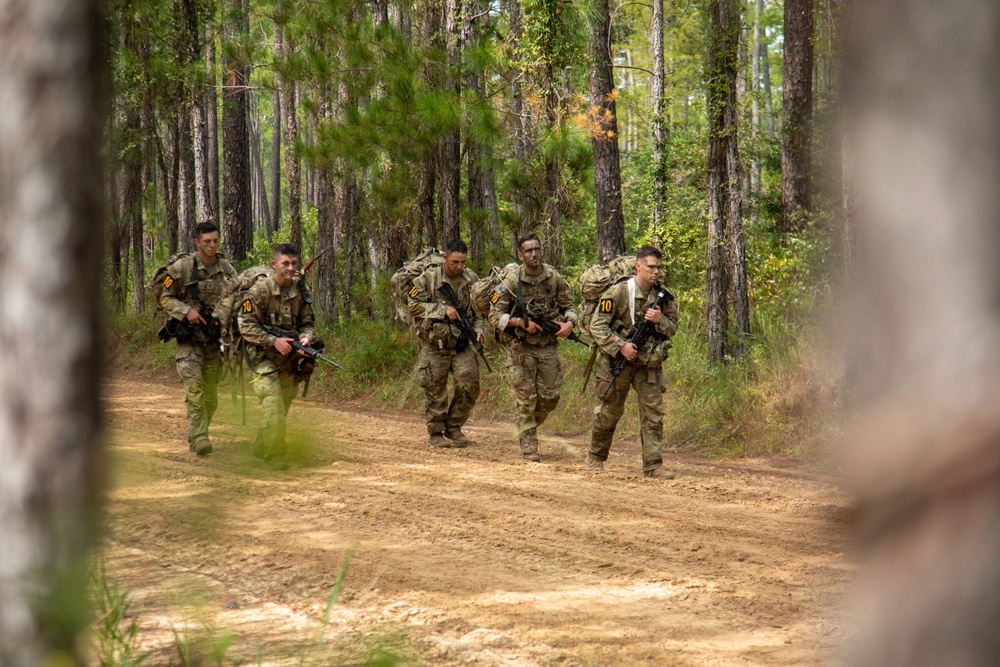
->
100;378;854;666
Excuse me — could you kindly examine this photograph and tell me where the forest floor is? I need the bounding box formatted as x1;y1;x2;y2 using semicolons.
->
99;376;856;666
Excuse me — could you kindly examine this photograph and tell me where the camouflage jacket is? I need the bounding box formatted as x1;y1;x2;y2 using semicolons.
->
237;273;318;361
158;253;238;324
590;278;679;368
407;264;486;348
488;263;577;347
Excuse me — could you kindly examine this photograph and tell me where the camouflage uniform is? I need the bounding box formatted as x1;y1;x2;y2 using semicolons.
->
589;278;679;472
237;274;317;462
158;254;238;452
488;264;577;456
407;264;485;439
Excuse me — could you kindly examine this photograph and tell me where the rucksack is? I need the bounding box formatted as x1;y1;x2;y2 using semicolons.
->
469;263;519;342
390;247;445;327
577;255;636;338
148;252;193;324
220;265;273;338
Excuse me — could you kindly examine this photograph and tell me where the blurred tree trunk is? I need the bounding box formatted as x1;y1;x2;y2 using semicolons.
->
269;27;282;240
222;0;252;260
781;0;815;235
122;5;145;311
0;0;103;663
179;100;196;251
206;4;220;226
166;111;181;254
590;0;625;265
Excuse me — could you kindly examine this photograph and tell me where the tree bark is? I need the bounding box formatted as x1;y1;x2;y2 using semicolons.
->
781;0;815;234
166;112;181;254
206;6;220;227
179;98;196;251
0;1;103;663
269;27;282;240
280;31;302;250
651;0;667;230
440;0;462;243
706;0;749;363
590;0;626;264
222;0;252;260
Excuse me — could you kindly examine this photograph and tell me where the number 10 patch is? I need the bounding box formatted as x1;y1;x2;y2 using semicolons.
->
242;299;253;313
599;298;613;313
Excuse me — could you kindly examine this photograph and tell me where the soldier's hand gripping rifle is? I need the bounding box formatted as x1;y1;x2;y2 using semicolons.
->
436;283;493;373
263;327;343;369
600;286;673;398
525;310;589;347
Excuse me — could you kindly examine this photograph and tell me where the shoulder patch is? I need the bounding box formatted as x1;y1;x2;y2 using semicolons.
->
242;299;253;313
409;285;419;298
599;298;614;313
163;275;174;289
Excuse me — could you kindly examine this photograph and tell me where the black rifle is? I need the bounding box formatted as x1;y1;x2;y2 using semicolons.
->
525;310;589;347
435;283;493;373
600;286;673;398
158;310;222;346
262;326;343;370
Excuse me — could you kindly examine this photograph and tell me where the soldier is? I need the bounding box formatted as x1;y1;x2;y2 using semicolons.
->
158;222;238;456
237;244;317;470
407;239;485;448
587;246;679;479
488;234;577;462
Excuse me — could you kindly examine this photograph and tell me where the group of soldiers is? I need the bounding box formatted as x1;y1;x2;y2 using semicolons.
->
159;222;315;470
408;235;679;479
159;224;680;479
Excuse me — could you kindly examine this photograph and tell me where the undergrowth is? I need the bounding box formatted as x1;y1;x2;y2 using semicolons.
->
106;302;837;459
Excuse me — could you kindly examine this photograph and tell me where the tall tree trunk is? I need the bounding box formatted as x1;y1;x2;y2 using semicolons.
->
179;98;196;251
440;0;462;243
651;0;667;230
508;0;530;241
108;162;126;309
590;0;626;264
781;0;815;235
222;0;251;260
0;0;103;663
122;10;145;312
206;6;220;226
193;96;212;224
249;91;271;233
706;0;748;363
166;112;181;254
335;79;358;324
269;32;282;239
279;27;302;250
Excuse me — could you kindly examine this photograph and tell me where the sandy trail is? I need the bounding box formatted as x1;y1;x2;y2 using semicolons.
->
100;378;854;666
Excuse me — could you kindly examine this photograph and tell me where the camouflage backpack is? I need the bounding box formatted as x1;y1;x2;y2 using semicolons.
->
220;265;273;339
390;247;445;328
148;252;194;325
577;255;636;338
469;263;519;341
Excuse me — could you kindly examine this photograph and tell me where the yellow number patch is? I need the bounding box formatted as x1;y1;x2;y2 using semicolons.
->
163;275;174;289
409;286;419;298
599;298;613;313
490;291;500;304
242;299;253;313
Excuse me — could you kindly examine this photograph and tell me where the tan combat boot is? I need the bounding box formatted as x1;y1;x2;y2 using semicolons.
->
444;428;471;447
429;433;451;448
586;454;605;470
644;468;675;480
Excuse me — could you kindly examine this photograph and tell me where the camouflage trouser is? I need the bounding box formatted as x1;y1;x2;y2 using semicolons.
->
175;340;222;448
505;340;563;452
590;357;666;472
416;341;480;435
249;355;299;460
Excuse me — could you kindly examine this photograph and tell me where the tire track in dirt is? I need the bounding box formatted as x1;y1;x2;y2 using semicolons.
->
100;378;855;666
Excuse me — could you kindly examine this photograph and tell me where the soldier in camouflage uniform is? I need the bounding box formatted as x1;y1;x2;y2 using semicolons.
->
407;239;485;448
237;244;318;470
158;222;238;456
588;246;679;479
488;234;577;461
